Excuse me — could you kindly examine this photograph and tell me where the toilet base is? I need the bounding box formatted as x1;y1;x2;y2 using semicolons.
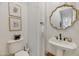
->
15;50;29;56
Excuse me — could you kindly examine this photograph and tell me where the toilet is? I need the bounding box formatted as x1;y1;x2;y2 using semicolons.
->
15;50;29;56
7;38;29;56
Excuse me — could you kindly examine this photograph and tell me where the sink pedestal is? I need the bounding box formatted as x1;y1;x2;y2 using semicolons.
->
48;37;77;56
56;48;64;56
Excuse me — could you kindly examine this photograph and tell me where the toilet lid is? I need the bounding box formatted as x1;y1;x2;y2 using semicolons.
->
15;50;29;56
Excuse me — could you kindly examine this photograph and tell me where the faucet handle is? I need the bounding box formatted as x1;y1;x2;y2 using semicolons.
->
67;38;72;42
55;36;58;40
65;37;72;42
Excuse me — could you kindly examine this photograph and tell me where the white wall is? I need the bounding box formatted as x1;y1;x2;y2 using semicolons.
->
27;2;41;56
46;2;79;56
0;2;27;55
27;2;46;56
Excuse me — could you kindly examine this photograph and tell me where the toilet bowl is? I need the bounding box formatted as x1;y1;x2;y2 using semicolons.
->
7;38;29;56
15;50;29;56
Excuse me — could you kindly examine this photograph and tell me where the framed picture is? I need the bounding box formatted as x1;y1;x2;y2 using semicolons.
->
9;17;22;31
8;3;21;17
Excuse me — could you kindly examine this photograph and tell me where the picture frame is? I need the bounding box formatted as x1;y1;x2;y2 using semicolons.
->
9;17;22;31
8;2;21;17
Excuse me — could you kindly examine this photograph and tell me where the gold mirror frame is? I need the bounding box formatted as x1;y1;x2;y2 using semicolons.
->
49;4;78;30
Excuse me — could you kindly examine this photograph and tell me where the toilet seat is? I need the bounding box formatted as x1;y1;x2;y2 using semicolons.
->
15;50;29;56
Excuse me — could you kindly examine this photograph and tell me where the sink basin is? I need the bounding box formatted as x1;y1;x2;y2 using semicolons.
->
48;37;77;55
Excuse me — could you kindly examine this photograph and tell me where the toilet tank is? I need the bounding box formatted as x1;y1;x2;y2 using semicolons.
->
7;38;24;54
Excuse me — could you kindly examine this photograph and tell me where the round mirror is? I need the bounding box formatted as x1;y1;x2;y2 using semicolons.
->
49;4;77;30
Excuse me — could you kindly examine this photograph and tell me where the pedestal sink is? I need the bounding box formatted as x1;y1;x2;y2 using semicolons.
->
48;37;77;56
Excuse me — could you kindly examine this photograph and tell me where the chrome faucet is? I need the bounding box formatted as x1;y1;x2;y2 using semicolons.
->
55;33;72;42
55;33;62;40
59;33;62;40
